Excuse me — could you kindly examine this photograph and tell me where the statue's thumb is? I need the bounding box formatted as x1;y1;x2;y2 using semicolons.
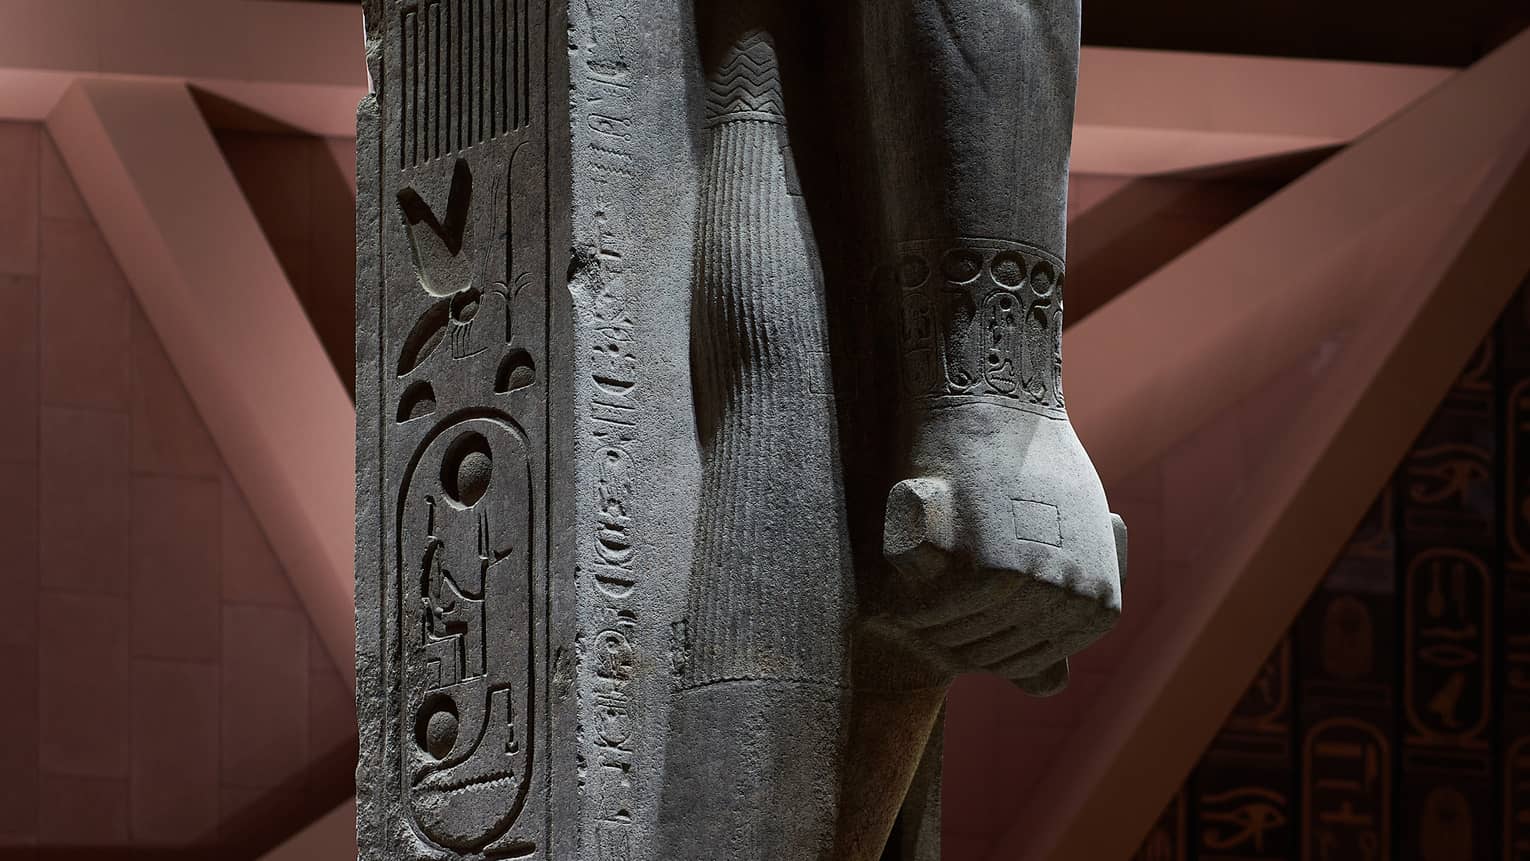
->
883;477;957;581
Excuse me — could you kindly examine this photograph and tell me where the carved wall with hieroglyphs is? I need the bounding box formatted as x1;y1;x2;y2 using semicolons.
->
1134;275;1530;861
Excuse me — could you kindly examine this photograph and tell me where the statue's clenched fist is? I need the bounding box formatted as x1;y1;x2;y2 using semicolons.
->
882;405;1126;694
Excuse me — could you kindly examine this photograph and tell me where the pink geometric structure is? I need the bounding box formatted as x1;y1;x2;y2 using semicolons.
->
0;117;353;850
1072;48;1451;175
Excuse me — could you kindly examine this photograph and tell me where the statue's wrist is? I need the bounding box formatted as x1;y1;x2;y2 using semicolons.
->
895;399;1070;479
893;237;1066;413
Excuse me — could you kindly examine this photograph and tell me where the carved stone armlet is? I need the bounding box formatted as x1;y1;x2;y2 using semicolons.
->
895;238;1066;418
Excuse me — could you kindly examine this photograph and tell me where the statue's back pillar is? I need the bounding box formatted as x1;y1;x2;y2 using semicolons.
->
354;1;577;858
358;1;705;859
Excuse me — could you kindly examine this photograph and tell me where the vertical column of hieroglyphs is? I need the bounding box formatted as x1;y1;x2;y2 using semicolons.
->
1295;491;1398;861
357;0;552;857
1190;637;1297;861
1396;338;1498;860
1499;285;1530;861
571;7;645;859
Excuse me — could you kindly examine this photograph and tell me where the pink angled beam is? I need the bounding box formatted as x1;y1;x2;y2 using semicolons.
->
1073;48;1452;175
45;78;357;688
0;0;366;135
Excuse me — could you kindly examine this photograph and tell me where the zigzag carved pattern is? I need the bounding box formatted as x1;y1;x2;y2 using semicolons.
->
705;30;785;122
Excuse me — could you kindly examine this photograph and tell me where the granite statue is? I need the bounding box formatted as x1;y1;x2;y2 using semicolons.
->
354;0;1125;858
660;3;1125;858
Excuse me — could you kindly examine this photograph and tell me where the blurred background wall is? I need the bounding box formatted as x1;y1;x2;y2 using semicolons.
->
0;119;355;856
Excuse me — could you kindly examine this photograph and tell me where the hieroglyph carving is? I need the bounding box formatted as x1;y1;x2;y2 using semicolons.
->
390;160;542;856
571;8;647;859
1403;549;1492;746
1302;718;1390;860
358;0;557;857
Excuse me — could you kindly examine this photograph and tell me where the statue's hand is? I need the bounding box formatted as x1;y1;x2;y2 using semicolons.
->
881;405;1125;695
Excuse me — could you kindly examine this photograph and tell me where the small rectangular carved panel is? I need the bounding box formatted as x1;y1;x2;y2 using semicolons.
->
1010;498;1062;547
357;1;568;858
